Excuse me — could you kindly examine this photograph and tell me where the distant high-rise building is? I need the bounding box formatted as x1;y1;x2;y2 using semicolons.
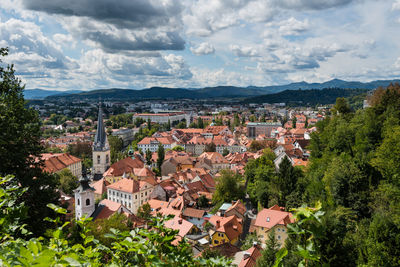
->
92;103;110;180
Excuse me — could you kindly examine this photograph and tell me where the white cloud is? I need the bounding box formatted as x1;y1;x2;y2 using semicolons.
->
190;42;215;55
230;45;259;57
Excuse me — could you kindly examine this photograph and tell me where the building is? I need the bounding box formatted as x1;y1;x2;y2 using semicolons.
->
107;178;155;214
198;152;230;172
247;122;282;139
74;177;95;220
102;157;145;184
137;137;176;153
132;112;186;124
112;128;137;146
41;153;82;178
251;205;293;247
92;104;110;180
209;215;243;247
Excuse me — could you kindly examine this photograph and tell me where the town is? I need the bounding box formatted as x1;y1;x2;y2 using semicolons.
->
35;96;327;265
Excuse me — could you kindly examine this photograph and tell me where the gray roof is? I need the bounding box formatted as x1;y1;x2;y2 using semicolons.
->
93;103;109;151
74;177;95;193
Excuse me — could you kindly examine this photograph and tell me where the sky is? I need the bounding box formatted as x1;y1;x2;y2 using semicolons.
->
1;0;400;91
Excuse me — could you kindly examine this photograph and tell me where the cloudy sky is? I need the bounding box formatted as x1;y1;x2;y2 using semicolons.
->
1;0;400;91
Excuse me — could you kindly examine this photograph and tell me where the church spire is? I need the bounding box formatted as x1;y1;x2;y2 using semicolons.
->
93;102;109;151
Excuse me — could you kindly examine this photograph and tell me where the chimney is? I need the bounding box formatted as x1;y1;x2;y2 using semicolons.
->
216;220;220;228
178;219;182;224
253;241;258;247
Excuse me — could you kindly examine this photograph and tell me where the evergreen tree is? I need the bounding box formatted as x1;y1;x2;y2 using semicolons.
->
197;117;204;129
256;230;280;267
0;48;60;236
145;149;152;165
157;144;165;171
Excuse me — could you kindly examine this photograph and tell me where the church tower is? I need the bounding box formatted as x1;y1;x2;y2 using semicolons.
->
74;177;95;220
92;103;110;180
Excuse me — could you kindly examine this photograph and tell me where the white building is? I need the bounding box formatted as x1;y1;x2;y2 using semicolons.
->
74;178;95;220
107;178;155;214
137;137;176;153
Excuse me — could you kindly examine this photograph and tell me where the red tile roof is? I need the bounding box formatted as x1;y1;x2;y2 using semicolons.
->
107;178;152;194
210;215;243;241
41;153;81;173
238;244;262;267
103;157;144;177
254;208;292;229
164;217;195;237
183;207;205;218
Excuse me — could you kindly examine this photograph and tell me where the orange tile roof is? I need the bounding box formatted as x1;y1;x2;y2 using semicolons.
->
183;207;205;218
254;208;292;229
107;178;151;194
198;152;229;164
164;217;195;237
226;200;246;216
41;153;81;173
95;199;122;220
210;215;243;241
103;157;144;177
238;244;262;267
138;136;174;145
91;178;110;196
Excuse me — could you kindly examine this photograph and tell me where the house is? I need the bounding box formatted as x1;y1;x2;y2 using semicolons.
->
161;155;194;176
90;178;110;200
225;200;247;220
197;152;230;172
233;243;263;267
106;178;155;214
41;153;82;178
137;136;176;152
209;215;243;247
102;157;145;184
251;205;293;247
91;199;133;220
164;216;199;239
182;208;206;228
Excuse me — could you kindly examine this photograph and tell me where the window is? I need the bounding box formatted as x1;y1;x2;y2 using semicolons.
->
77;199;80;206
278;235;281;240
117;192;119;197
145;192;147;196
267;217;270;222
135;195;137;200
129;203;131;208
97;155;100;164
129;195;131;200
277;228;280;232
106;154;109;164
214;240;219;244
112;191;115;196
282;229;285;232
86;199;90;206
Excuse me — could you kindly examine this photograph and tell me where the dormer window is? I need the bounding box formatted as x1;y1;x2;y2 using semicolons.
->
267;217;270;222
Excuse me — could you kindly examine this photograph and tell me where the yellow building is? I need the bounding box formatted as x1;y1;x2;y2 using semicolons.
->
251;205;293;247
208;215;243;247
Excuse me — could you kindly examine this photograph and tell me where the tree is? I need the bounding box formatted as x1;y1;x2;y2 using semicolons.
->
157;144;165;171
172;145;185;152
256;230;280;267
109;135;124;164
241;232;260;250
137;203;152;221
197;195;209;208
292;116;297;128
58;169;78;195
145;149;152;165
0;48;60;235
197;117;204;129
333;97;351;114
212;170;245;205
222;148;229;156
166;119;171;131
305;116;308;128
205;142;216;152
147;118;152;130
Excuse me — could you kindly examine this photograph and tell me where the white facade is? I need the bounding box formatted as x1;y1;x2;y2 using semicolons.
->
138;140;176;153
74;187;95;220
107;182;154;214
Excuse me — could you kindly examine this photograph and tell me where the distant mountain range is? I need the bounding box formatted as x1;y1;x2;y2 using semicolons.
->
23;89;83;99
23;78;400;100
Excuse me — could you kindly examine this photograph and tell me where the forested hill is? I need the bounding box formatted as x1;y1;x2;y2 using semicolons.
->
243;88;368;105
45;86;264;101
